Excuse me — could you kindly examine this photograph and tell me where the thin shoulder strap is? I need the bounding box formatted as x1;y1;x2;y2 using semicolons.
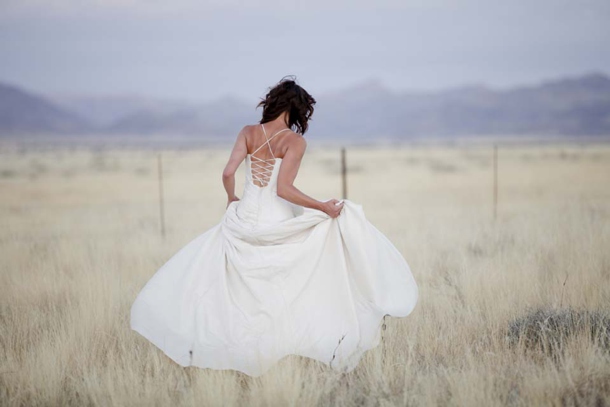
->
251;123;290;157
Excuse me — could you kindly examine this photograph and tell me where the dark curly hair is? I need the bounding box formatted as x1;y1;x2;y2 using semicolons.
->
257;75;316;135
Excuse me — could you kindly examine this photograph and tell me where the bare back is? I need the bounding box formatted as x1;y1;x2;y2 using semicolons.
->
222;121;307;194
245;123;297;160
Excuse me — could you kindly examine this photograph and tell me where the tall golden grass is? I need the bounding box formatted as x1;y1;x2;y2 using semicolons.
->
1;142;609;406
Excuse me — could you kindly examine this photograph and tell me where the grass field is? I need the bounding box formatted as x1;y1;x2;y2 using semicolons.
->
1;141;609;406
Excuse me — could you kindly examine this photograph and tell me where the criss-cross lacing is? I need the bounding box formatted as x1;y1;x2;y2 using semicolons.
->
249;123;290;187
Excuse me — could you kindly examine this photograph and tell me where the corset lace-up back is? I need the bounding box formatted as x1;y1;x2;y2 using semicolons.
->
248;123;290;188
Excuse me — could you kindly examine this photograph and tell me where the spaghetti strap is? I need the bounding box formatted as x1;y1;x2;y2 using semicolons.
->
251;123;290;158
247;123;291;187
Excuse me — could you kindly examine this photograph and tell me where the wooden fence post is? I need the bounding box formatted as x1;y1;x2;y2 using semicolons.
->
493;143;498;220
341;147;347;199
158;153;166;238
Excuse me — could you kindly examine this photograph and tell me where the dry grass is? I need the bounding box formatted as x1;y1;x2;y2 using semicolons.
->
1;141;610;406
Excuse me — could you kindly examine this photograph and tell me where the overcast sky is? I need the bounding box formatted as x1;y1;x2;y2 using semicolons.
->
1;0;609;102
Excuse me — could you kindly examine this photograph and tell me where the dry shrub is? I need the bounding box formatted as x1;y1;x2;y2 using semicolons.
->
507;307;610;357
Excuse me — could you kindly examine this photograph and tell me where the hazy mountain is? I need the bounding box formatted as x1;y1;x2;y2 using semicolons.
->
310;72;610;140
0;83;90;136
51;94;194;127
1;72;609;140
103;95;259;137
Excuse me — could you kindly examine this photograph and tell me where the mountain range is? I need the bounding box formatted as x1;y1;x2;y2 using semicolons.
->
1;72;609;143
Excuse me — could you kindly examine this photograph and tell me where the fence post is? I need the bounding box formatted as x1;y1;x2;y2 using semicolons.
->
341;147;347;199
158;153;166;238
493;143;498;220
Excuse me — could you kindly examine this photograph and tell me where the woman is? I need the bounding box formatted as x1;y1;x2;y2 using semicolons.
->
130;76;418;377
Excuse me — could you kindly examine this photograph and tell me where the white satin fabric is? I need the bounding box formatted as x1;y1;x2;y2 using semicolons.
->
130;154;418;377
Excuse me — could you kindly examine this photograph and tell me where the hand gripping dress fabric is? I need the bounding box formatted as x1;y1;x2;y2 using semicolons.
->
130;125;419;377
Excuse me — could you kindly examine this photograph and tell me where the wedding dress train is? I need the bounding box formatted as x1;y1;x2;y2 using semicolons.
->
130;124;418;377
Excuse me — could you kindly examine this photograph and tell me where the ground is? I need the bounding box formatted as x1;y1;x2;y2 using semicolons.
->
1;140;609;406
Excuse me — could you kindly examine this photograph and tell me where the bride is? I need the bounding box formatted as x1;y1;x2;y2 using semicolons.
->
130;76;418;377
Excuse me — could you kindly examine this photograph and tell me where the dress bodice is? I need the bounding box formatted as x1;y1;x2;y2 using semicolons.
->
234;127;303;226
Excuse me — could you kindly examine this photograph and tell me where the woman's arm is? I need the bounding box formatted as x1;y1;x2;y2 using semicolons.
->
277;137;344;217
222;127;248;206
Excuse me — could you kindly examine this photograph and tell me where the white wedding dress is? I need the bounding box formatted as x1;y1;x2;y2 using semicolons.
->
130;124;418;377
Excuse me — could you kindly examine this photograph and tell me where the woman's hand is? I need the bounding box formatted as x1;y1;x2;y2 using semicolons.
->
227;196;240;209
320;199;344;218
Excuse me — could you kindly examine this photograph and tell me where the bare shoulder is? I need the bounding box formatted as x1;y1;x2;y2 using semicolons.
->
240;124;254;136
285;131;307;151
239;125;255;147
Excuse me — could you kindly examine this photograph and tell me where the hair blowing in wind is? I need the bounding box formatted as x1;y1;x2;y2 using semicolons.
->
257;75;317;135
